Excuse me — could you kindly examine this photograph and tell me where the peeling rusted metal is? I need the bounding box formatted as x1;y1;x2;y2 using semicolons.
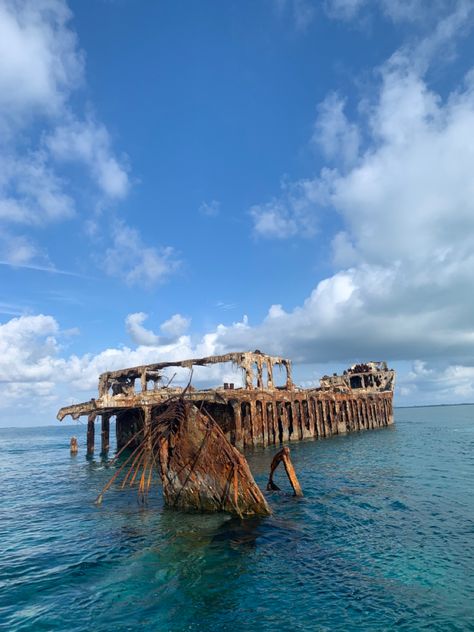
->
66;351;395;516
58;351;395;453
267;447;303;497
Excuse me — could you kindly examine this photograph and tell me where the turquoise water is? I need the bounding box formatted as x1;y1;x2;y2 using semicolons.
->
1;406;473;631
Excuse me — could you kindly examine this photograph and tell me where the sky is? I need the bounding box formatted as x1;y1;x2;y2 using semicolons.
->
2;0;474;426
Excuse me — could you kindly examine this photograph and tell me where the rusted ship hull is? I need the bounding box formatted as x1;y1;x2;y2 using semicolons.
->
113;390;392;451
57;351;394;455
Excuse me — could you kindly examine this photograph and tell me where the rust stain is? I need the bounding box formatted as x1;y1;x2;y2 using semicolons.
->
59;351;395;516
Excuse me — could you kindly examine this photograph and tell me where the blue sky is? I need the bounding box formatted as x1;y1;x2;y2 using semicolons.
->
2;0;474;425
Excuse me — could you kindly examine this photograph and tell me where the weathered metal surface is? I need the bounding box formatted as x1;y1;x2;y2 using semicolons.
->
158;401;271;516
95;397;271;517
58;350;395;453
70;436;78;454
267;447;303;497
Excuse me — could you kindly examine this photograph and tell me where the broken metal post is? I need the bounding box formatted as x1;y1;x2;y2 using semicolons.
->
143;406;152;451
266;361;274;389
140;370;147;392
231;400;244;451
267;446;303;497
284;360;293;390
87;413;96;456
101;413;110;455
257;360;263;389
245;366;253;390
70;436;78;455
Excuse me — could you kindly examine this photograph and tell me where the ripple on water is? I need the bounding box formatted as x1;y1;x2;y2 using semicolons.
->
0;408;474;631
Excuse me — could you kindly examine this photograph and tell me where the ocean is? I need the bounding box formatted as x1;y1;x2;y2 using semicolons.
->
1;405;473;631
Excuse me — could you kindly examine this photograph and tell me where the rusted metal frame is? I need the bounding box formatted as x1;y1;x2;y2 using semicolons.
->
231;400;244;451
257;399;267;447
267;447;303;497
300;399;310;440
321;399;329;436
265;401;274;445
375;400;382;427
327;399;336;436
249;400;258;447
360;398;368;430
381;399;387;426
87;413;96;456
267;361;274;389
101;413;110;455
366;397;374;429
335;400;345;435
346;400;354;432
290;401;300;441
304;398;315;438
276;401;285;443
242;401;252;448
369;398;376;429
143;406;152;452
316;399;324;437
284;401;293;442
309;398;317;439
374;400;382;427
355;399;363;431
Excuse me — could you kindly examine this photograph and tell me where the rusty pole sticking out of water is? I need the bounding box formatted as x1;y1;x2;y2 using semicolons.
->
267;447;303;497
70;436;78;455
101;413;110;455
87;413;96;456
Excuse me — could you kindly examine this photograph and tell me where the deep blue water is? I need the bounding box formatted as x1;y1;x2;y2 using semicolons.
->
1;406;474;631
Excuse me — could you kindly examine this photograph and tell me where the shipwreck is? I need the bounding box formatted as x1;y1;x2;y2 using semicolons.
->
57;351;395;516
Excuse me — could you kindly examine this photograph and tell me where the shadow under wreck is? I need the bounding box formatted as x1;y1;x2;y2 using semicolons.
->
58;351;395;516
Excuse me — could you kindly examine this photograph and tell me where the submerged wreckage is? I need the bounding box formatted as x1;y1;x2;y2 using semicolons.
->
58;351;395;516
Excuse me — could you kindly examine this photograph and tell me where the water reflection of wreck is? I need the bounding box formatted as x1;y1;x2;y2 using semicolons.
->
57;351;395;457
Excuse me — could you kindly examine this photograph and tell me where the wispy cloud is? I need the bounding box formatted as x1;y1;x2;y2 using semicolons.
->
0;260;92;278
216;301;237;311
199;199;220;217
0;302;28;317
103;221;181;288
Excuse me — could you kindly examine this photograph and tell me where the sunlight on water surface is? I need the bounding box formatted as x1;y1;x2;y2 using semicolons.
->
1;406;473;631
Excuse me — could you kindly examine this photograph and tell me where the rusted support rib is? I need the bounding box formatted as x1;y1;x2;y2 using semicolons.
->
140;370;147;393
267;361;274;389
87;413;96;456
231;401;244;451
361;400;368;429
249;400;258;447
143;406;152;451
305;399;315;438
101;413;110;455
259;400;267;447
267;401;276;445
336;401;346;434
267;447;303;497
349;400;357;432
355;400;362;430
369;399;376;429
281;403;290;442
316;400;324;438
290;402;300;441
70;436;78;454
